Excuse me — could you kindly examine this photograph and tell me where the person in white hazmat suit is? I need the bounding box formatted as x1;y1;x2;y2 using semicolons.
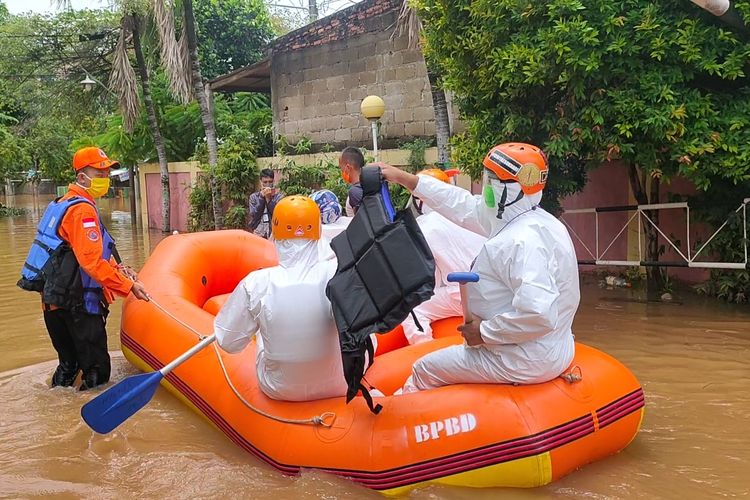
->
402;168;486;345
373;142;580;392
212;195;349;401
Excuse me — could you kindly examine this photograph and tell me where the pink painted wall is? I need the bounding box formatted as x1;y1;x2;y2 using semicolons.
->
145;172;192;232
560;162;631;271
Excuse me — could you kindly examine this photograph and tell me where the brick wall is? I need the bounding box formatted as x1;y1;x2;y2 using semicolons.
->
269;0;461;150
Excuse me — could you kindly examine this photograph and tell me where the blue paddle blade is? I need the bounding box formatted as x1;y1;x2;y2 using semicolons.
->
81;371;164;434
447;272;480;284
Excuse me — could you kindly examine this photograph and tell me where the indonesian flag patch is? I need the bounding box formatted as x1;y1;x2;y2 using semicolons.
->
82;217;97;229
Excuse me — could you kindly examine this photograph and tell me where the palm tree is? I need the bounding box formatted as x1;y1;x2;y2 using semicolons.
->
116;14;173;233
393;1;451;168
151;0;223;230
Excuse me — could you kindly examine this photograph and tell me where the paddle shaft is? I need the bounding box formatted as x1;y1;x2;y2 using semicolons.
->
159;334;216;376
458;283;472;323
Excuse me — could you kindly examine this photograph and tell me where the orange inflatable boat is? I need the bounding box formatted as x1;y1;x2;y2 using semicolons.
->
121;230;644;495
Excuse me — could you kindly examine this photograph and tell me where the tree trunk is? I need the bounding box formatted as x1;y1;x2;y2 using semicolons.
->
132;15;171;233
627;163;663;294
426;68;451;168
127;163;136;221
183;0;222;230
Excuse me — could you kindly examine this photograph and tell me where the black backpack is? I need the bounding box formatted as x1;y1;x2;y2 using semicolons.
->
326;166;435;413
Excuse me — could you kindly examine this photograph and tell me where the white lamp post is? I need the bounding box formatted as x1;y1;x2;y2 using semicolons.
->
361;95;385;160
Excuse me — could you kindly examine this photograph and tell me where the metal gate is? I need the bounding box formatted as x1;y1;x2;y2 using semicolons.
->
561;199;749;270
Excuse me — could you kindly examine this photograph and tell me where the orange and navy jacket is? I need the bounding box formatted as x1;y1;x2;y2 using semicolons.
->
50;184;134;306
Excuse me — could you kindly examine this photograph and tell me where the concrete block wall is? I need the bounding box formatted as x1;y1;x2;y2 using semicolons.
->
270;1;462;150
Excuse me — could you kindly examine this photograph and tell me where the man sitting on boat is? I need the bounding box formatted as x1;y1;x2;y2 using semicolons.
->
375;143;580;391
402;169;486;345
212;196;349;401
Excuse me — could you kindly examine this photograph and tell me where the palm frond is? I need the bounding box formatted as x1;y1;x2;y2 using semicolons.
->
392;0;422;49
176;22;193;102
110;26;140;134
152;0;192;104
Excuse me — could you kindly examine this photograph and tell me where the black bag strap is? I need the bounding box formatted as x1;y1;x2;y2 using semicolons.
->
410;310;424;332
365;334;375;370
359;383;383;414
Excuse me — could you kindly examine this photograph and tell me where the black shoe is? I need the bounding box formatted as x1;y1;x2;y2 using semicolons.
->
51;363;79;387
79;370;101;391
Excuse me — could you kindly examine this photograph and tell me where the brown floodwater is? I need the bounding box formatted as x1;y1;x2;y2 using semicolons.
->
1;194;748;499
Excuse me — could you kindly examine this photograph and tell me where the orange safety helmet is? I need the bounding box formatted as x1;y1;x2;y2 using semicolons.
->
272;196;322;241
417;168;450;183
482;143;548;195
73;147;119;171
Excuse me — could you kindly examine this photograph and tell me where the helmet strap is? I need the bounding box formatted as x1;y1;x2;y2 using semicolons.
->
411;196;423;215
495;185;524;219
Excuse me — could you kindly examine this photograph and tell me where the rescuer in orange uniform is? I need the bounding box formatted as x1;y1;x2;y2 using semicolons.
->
18;147;150;390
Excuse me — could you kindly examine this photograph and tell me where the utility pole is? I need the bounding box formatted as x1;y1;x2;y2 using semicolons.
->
308;0;318;22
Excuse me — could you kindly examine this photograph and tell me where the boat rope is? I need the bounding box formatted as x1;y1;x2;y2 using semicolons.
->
560;365;582;384
148;297;337;428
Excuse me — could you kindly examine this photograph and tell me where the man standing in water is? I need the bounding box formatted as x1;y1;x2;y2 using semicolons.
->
373;143;579;392
17;147;150;390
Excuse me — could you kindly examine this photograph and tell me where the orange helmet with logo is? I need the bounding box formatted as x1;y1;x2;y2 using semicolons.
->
482;143;548;195
73;147;119;171
417;168;450;183
272;196;321;241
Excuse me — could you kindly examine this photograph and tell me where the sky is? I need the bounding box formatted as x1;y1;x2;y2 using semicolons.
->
4;0;109;15
4;0;360;17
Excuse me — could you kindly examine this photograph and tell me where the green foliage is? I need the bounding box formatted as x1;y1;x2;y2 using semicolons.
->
691;183;749;303
294;136;312;155
624;266;644;284
222;204;248;230
415;0;750;212
399;138;434;172
0;203;26;217
276;156;349;203
187;173;214;232
695;271;748;303
193;0;274;80
0;8;119;181
215;141;258;205
275;135;314;156
277;158;328;196
188;118;264;230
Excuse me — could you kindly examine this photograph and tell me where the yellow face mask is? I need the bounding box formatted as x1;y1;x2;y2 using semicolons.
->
82;174;110;198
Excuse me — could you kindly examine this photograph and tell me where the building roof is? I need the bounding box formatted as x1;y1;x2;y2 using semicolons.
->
210;0;399;93
209;58;271;93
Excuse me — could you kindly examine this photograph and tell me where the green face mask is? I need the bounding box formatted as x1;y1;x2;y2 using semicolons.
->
483;184;495;208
